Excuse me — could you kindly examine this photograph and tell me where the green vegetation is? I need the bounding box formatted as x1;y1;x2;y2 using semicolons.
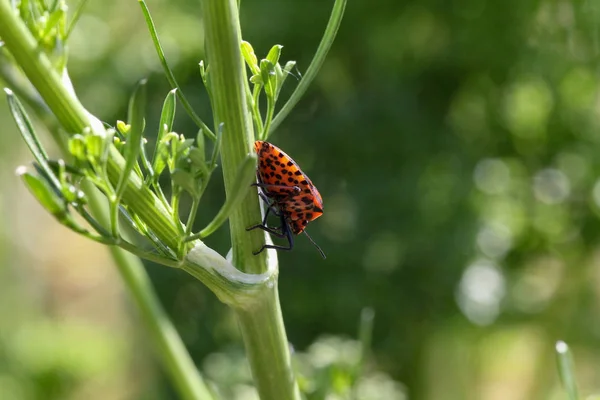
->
1;0;599;399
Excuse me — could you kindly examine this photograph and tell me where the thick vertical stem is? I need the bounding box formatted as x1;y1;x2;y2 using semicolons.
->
200;0;300;398
200;0;265;273
234;284;301;400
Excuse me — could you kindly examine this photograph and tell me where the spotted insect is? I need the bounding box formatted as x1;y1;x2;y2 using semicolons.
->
246;140;325;258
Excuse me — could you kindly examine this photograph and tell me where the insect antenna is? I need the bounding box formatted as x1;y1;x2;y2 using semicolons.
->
303;229;326;259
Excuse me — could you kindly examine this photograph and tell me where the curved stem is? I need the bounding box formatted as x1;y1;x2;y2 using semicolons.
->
0;3;213;399
268;0;346;136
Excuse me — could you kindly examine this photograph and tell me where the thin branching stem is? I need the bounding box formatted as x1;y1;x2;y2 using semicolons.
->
138;0;216;141
268;0;346;136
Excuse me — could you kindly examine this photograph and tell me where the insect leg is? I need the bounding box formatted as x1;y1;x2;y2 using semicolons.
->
258;191;282;217
246;222;287;238
252;217;295;255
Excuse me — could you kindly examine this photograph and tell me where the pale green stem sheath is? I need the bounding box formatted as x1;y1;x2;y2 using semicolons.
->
200;0;301;398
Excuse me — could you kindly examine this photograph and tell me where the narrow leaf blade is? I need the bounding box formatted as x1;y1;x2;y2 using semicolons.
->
117;79;147;197
556;341;579;400
5;89;60;188
197;153;257;238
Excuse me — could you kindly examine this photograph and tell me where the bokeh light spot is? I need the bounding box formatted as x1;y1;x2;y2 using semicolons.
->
559;67;598;112
457;260;506;326
473;158;511;195
476;223;513;259
503;76;553;139
512;256;563;313
533;168;570;204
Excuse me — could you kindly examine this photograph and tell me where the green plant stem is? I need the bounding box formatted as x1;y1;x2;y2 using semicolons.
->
85;185;214;400
200;0;300;398
234;284;300;400
262;96;275;140
251;84;264;134
200;0;264;273
2;1;301;398
0;3;213;399
0;53;68;153
138;0;216;141
0;0;180;249
556;341;580;400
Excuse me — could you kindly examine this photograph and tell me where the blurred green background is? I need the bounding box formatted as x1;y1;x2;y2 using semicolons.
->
2;0;600;398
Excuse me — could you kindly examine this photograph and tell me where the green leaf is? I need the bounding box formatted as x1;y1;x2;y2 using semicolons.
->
276;60;297;99
556;341;580;400
210;123;224;170
86;133;104;161
4;89;60;189
260;59;276;98
159;88;177;137
113;135;124;152
177;138;195;158
249;73;263;85
265;44;283;66
150;88;177;180
116;120;130;135
196;129;206;162
241;40;260;75
100;129;115;166
188;147;205;167
139;137;154;178
190;132;210;180
47;160;83;177
199;60;207;85
152;139;169;180
65;0;90;40
20;167;87;235
18;168;66;217
41;6;66;41
191;153;257;239
171;169;199;197
68;134;87;161
116;78;147;198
